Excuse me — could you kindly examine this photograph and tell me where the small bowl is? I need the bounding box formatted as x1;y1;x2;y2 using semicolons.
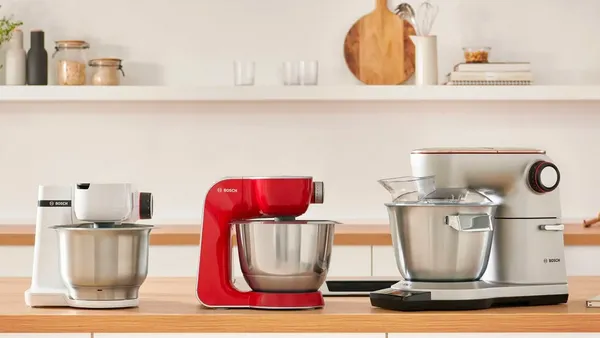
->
463;47;491;63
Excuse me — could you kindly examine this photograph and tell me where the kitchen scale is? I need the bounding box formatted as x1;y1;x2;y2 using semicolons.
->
370;280;569;311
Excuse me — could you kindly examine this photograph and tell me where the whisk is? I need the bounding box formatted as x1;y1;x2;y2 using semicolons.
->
395;1;439;36
416;0;439;36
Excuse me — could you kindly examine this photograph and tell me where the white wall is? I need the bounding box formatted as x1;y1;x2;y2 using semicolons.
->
0;0;598;225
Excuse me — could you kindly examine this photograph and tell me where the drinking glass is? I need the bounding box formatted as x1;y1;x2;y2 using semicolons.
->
233;61;255;86
282;61;300;86
300;61;319;85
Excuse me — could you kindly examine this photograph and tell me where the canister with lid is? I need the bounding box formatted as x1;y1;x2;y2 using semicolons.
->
53;40;90;85
89;58;125;86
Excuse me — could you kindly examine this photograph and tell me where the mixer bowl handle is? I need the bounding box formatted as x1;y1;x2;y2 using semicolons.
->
445;214;493;232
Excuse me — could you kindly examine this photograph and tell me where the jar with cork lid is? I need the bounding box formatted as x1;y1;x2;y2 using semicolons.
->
89;58;125;86
52;40;90;85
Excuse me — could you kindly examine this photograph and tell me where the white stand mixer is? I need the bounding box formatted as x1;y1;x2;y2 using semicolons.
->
24;183;153;309
371;147;569;311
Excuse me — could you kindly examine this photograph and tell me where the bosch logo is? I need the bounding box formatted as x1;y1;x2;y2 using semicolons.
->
543;259;547;263
544;258;561;263
217;188;238;193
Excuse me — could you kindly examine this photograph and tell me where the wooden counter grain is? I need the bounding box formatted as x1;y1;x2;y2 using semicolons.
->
0;221;598;246
2;277;600;333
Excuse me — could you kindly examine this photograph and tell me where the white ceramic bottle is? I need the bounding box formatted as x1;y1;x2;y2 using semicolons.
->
5;29;26;85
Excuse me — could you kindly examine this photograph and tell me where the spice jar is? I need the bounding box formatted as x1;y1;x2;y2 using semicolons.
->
53;40;90;85
89;58;125;86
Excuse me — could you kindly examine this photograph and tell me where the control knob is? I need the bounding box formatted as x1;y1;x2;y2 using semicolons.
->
528;161;560;194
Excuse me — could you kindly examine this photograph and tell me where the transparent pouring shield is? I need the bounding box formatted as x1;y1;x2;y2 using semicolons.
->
378;176;436;202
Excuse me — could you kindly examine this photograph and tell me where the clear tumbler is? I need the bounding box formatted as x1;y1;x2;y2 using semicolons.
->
233;61;255;86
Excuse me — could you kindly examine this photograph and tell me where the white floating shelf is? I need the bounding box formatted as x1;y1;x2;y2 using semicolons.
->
1;85;600;102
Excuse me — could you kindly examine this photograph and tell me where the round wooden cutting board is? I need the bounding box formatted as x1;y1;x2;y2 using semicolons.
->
344;0;416;85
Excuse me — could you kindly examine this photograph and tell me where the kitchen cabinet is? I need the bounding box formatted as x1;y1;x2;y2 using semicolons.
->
3;245;600;279
94;334;385;338
371;245;400;277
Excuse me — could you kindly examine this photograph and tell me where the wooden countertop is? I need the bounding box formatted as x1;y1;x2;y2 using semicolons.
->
3;277;600;333
0;221;599;246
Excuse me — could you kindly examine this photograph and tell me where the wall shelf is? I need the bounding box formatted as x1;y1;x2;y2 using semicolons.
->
0;85;599;102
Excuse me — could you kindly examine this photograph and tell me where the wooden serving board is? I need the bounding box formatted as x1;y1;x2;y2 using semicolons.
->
343;0;416;85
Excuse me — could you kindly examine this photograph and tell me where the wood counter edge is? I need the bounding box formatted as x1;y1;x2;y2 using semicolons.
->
0;222;596;246
1;276;600;333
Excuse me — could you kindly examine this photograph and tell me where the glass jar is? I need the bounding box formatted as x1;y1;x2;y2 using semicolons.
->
89;58;125;86
53;40;90;85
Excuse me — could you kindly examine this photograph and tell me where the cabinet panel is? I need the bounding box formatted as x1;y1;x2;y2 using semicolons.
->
329;246;371;277
371;245;401;277
565;246;600;276
95;334;384;338
0;246;34;277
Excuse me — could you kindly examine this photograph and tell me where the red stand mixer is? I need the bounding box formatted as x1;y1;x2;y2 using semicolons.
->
196;176;336;310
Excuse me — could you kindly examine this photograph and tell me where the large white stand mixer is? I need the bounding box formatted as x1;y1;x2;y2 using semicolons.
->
371;147;569;311
24;183;153;309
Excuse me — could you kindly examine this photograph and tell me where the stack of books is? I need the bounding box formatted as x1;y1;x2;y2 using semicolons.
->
444;62;533;86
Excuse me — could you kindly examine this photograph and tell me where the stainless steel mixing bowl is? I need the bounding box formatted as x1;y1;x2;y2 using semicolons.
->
233;219;337;293
51;223;153;301
386;189;499;282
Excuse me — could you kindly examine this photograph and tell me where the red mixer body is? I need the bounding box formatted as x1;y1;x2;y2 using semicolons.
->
196;176;325;309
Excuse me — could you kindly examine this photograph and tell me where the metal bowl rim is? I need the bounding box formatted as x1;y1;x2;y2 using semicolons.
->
385;202;500;207
231;219;339;226
50;223;155;231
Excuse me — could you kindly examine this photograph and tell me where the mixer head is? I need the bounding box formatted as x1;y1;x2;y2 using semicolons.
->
73;183;153;223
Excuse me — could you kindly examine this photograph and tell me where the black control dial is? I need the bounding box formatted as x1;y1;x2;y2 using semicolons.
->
139;192;153;219
528;161;560;194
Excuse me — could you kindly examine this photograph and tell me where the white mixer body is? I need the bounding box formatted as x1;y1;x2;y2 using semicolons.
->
410;147;567;286
25;183;144;309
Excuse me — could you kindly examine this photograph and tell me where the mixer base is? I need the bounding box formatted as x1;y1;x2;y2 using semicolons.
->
370;281;569;311
199;291;325;310
25;288;139;309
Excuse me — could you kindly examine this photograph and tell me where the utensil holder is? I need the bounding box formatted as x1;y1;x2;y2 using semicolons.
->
409;35;438;86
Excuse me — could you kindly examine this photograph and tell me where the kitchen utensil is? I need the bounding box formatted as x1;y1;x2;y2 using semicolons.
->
282;61;300;85
233;219;336;292
300;61;319;85
463;47;491;63
583;212;600;227
385;188;497;282
343;0;416;85
25;183;154;309
394;3;419;35
416;1;438;36
26;30;48;85
233;61;255;86
51;223;153;301
370;147;568;312
197;176;336;310
410;35;438;85
378;176;435;202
